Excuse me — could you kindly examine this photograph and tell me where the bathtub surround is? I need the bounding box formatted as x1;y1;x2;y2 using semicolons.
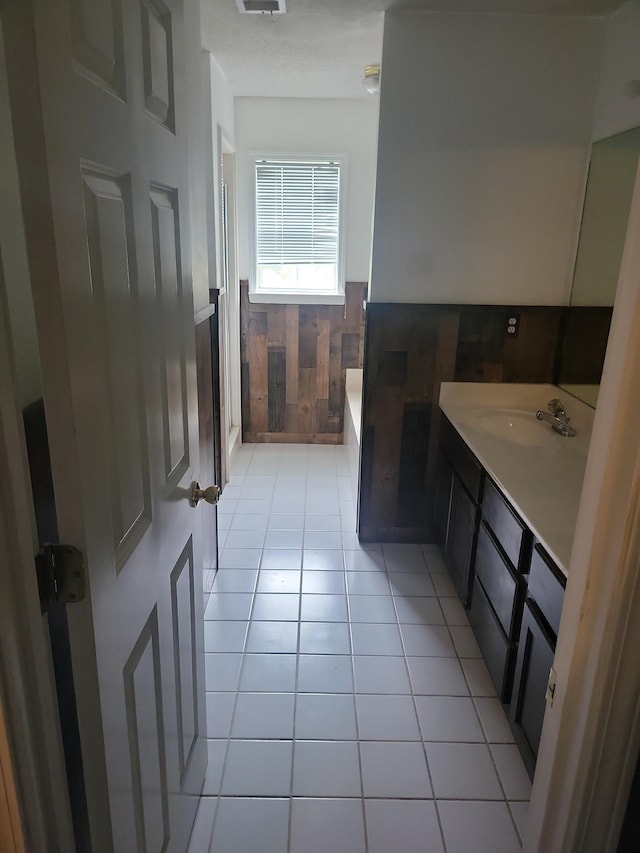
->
344;369;362;509
240;281;366;444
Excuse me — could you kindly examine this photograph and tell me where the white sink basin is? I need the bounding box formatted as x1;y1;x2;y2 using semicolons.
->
462;408;554;447
439;383;595;572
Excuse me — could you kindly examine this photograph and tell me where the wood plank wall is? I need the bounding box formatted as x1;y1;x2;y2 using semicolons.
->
557;306;613;385
359;304;564;543
240;281;367;443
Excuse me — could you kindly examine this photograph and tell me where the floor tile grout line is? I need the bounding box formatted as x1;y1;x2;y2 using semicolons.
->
206;790;222;852
286;572;303;853
393;582;449;852
210;447;527;851
208;792;525;801
507;800;527;846
485;735;514;805
346;598;370;853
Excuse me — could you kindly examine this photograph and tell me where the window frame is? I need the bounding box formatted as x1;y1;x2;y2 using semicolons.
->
248;153;347;305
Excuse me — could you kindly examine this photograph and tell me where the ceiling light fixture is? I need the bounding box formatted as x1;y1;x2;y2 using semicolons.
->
363;65;381;95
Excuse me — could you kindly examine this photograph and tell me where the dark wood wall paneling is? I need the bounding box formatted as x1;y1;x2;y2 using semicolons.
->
359;304;566;543
240;281;366;443
558;306;613;385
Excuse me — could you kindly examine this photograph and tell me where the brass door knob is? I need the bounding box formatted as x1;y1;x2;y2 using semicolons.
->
190;482;220;507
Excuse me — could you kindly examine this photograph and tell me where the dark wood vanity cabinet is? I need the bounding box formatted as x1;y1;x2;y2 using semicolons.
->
434;451;454;545
448;479;479;606
470;479;531;703
435;416;483;606
435;412;566;774
510;545;566;778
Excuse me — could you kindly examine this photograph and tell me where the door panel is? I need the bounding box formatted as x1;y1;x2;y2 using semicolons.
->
82;168;152;568
141;0;175;130
170;538;198;778
69;0;126;97
151;187;190;487
124;608;169;853
3;0;207;849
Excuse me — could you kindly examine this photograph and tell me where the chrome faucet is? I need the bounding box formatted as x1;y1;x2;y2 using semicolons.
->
536;398;577;437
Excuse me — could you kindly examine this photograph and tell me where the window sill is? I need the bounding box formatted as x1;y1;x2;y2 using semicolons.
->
248;291;345;306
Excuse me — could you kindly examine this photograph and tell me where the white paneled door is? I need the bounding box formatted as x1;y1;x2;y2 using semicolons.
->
4;0;207;850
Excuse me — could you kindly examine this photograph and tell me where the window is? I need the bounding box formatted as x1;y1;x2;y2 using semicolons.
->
251;157;345;303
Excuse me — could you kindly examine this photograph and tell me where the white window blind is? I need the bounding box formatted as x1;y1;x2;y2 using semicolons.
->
254;158;342;294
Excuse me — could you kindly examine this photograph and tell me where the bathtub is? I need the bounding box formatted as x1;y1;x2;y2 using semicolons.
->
344;368;362;504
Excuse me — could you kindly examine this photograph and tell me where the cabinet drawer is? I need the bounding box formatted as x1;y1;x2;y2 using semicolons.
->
475;524;523;641
528;545;566;639
482;478;530;571
469;578;516;703
440;415;483;503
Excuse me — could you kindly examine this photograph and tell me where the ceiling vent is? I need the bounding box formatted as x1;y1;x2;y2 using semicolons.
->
236;0;286;13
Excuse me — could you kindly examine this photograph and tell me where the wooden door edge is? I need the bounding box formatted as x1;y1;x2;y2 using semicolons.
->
0;701;25;853
0;272;74;851
525;158;640;851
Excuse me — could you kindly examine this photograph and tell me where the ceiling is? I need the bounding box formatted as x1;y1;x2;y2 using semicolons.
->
200;0;627;100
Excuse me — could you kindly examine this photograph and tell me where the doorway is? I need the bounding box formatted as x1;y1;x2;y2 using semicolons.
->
220;139;242;461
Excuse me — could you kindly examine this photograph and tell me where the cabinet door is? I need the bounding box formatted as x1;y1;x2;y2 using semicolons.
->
434;451;454;548
510;600;556;778
448;477;478;607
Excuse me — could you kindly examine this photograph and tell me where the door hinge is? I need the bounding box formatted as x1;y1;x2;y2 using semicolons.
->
35;544;86;613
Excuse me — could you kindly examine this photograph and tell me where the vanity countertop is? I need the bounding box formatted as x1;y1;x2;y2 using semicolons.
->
439;382;595;576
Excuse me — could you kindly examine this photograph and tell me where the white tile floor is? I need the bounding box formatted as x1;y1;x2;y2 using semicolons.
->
189;444;530;853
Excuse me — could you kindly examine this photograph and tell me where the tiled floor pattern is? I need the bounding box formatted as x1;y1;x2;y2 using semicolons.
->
190;444;530;853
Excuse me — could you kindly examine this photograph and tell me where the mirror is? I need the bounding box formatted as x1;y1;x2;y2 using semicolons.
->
558;125;640;408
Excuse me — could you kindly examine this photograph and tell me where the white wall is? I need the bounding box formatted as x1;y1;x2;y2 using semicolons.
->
211;56;235;146
370;12;604;305
205;54;235;296
592;0;640;140
235;97;379;283
189;49;235;312
0;20;41;408
185;3;210;313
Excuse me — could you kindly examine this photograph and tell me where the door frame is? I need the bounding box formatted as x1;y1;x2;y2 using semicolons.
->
0;696;26;853
0;6;73;848
0;256;74;851
221;140;242;454
526;160;640;850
